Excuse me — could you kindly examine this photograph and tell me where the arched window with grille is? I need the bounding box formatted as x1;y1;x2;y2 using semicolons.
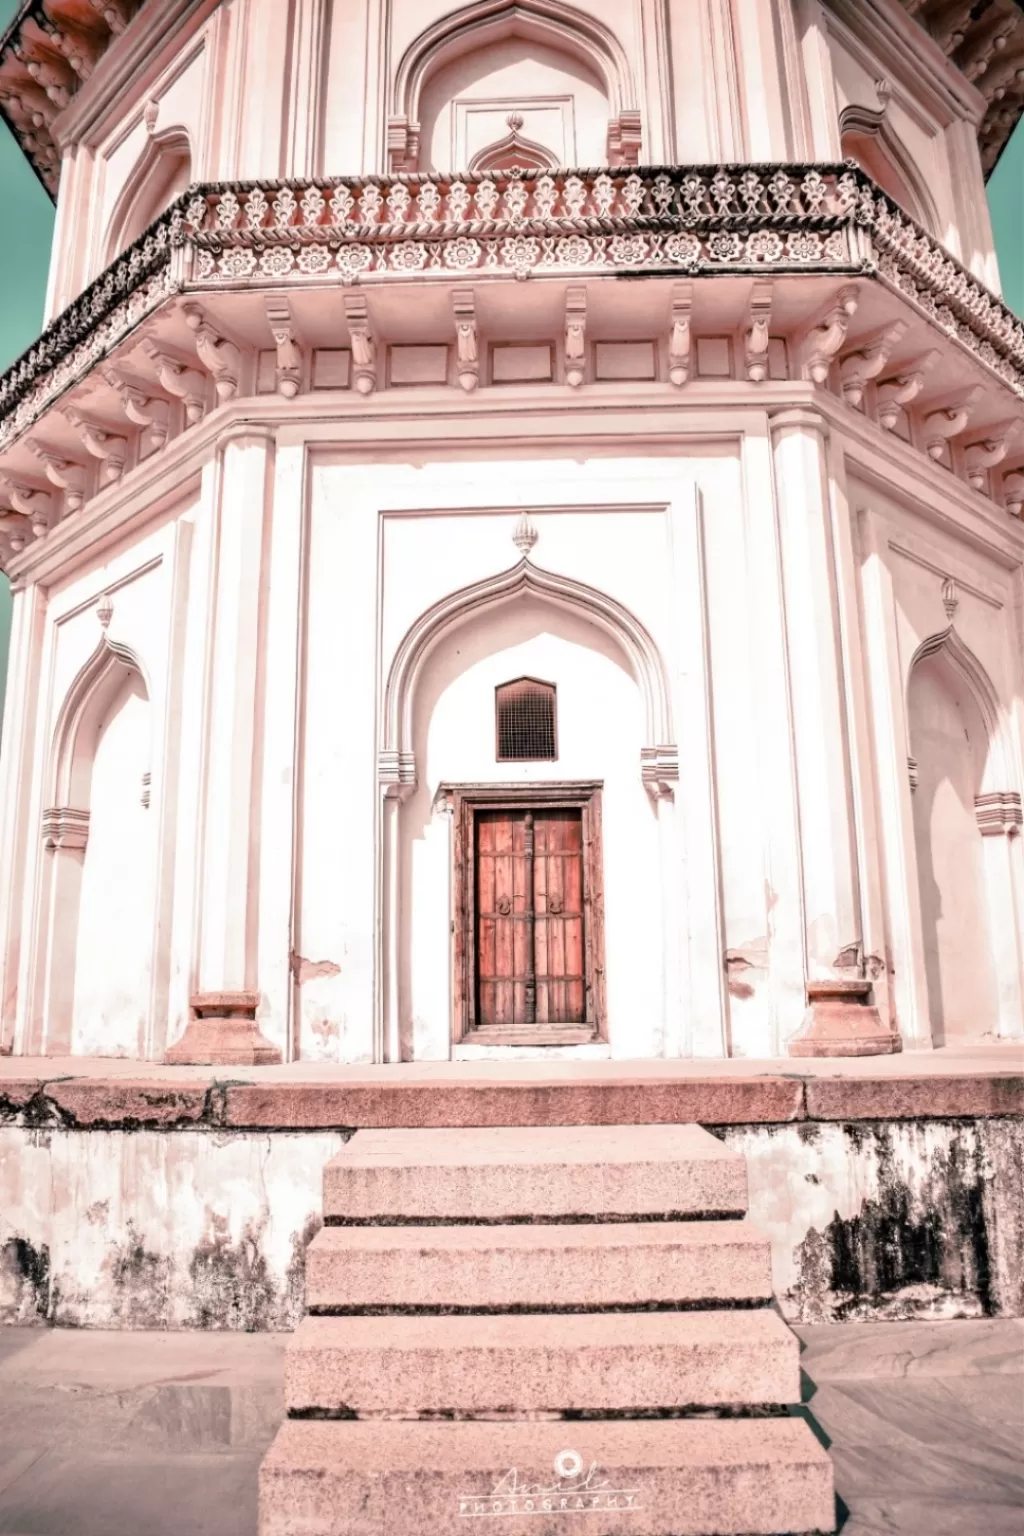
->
495;677;557;761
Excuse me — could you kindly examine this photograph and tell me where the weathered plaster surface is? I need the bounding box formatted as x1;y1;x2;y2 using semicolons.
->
0;1118;1019;1329
723;1119;1024;1322
0;1128;345;1329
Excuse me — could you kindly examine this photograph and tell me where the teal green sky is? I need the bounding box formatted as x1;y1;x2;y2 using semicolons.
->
0;0;1021;726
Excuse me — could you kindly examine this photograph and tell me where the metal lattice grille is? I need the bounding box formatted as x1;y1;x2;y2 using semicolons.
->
496;679;557;761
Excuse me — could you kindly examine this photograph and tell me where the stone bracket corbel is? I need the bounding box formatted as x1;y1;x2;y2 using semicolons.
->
1001;468;1024;518
963;422;1019;489
839;319;909;408
667;283;693;387
0;476;55;536
344;293;377;396
922;385;984;461
102;365;171;448
564;286;587;388
452;289;479;392
876;349;941;430
183;302;243;401
607;109;642;166
139;339;208;424
798;284;859;384
25;441;89;513
61;407;129;485
265;297;303;398
744;282;773;383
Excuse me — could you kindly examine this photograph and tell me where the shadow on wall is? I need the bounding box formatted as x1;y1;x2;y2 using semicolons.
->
0;575;9;743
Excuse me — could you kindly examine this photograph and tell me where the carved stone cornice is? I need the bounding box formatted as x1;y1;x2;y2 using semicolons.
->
0;164;1023;570
0;0;142;195
895;0;1024;174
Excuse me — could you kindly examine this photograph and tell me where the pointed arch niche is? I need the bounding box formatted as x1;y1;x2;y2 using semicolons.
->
377;557;680;1064
388;0;640;173
906;629;1024;1044
31;637;158;1057
104;128;192;265
839;104;938;235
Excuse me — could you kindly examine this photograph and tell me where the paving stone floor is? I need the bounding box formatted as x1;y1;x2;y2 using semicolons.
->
0;1317;1019;1534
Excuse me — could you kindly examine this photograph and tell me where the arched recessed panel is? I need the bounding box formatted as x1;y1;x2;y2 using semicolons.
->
105;135;192;263
907;644;998;1043
840;119;938;234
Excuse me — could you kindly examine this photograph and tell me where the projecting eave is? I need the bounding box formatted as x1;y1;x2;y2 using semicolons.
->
0;163;1021;579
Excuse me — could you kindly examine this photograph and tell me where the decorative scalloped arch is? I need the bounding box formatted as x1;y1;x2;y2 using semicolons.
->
51;634;152;811
382;556;674;768
391;0;635;157
906;626;1017;795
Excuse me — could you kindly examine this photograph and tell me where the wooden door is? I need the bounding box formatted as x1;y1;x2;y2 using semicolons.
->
475;807;585;1028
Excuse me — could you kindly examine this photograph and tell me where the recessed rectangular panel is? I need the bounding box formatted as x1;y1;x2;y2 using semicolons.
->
697;337;732;377
389;344;449;386
594;341;656;381
256;349;278;394
767;337;788;380
491;344;553;383
312;349;351;389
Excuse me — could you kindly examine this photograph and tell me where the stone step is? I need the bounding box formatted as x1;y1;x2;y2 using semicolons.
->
285;1310;799;1416
306;1218;773;1311
323;1124;748;1223
261;1417;836;1535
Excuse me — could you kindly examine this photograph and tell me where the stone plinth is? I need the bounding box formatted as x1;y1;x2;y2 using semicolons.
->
164;992;281;1066
789;980;902;1058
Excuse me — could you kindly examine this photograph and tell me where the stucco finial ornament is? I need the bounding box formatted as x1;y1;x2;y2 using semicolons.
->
941;577;958;622
512;511;538;557
96;593;114;629
143;99;159;136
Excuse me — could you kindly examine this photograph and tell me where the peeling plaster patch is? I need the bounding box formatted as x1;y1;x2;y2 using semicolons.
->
0;1236;51;1322
290;953;341;984
724;939;768;1001
833;943;862;970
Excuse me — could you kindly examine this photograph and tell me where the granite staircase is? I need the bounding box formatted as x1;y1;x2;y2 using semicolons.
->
259;1125;835;1535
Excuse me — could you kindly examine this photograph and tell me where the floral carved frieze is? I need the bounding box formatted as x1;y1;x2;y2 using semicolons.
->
0;164;1023;564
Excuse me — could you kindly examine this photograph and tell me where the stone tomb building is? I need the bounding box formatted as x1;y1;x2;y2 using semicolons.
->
0;0;1022;1072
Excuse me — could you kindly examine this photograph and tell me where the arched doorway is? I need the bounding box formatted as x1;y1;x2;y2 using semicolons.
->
908;646;1000;1042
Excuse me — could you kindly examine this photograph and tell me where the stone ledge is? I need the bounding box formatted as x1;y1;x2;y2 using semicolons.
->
1;1059;1020;1131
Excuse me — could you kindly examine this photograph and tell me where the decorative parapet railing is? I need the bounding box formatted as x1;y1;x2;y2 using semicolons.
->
1;163;1023;454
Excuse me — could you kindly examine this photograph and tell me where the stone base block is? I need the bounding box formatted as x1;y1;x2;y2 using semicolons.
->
306;1219;773;1310
165;993;281;1066
788;981;902;1059
260;1417;836;1535
286;1310;799;1416
323;1124;749;1222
